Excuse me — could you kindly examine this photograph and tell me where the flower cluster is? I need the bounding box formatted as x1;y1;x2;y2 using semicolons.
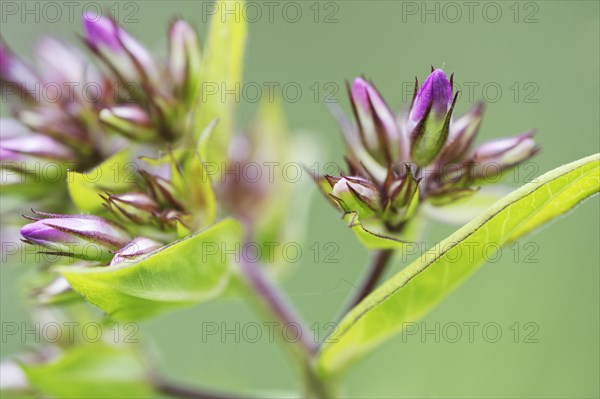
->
5;12;296;287
320;68;539;234
0;13;214;285
1;13;202;196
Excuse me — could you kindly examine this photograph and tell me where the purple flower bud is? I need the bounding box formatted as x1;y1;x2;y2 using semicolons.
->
438;101;486;164
110;237;162;265
140;171;184;210
21;212;129;262
470;131;540;180
36;276;73;304
330;176;380;217
410;69;457;166
34;38;101;88
99;105;155;140
105;192;159;224
1;134;76;161
350;78;407;163
17;107;87;142
0;41;40;98
410;69;453;123
169;20;202;99
82;12;157;82
82;12;121;50
474;131;538;162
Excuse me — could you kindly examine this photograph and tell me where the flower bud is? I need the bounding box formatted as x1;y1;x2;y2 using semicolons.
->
99;105;155;141
350;78;406;163
82;12;158;83
1;134;76;162
329;176;380;217
0;41;39;101
470;131;539;181
438;101;485;164
140;171;184;210
17;107;87;143
36;276;73;304
21;212;129;262
169;20;202;102
410;69;457;166
34;38;101;89
104;192;159;224
110;237;162;265
383;168;420;226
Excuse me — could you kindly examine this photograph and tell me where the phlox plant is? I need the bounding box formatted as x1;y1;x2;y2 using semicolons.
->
0;2;598;398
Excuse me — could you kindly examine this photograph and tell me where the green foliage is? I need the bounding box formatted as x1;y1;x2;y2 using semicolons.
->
67;150;136;212
196;0;248;165
318;154;600;375
343;212;411;250
60;219;243;320
21;344;154;398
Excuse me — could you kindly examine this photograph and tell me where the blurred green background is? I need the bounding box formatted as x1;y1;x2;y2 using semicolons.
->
1;1;599;397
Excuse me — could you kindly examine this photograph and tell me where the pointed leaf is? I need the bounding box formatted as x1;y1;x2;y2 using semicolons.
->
421;186;512;225
60;219;243;320
67;150;136;212
21;345;154;398
318;154;600;375
344;212;410;250
195;0;248;164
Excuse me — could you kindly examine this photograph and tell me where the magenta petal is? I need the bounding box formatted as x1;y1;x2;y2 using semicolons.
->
411;69;453;122
351;78;371;111
1;134;76;160
82;12;122;51
21;220;74;245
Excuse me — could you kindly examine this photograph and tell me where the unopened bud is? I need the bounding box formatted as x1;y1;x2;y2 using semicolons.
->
1;134;76;162
471;131;540;180
350;78;405;163
330;176;380;217
169;20;202;102
105;192;159;224
82;13;158;83
99;105;155;141
20;212;129;262
410;69;456;166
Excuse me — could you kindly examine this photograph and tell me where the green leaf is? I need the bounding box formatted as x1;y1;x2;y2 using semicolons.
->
60;219;244;320
344;212;410;250
21;344;154;398
421;186;512;226
67;150;136;212
318;154;600;375
195;0;248;165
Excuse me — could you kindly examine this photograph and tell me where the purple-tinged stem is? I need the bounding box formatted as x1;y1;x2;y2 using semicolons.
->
239;234;317;356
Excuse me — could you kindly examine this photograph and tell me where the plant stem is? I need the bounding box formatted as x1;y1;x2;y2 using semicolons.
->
336;249;394;323
239;236;317;356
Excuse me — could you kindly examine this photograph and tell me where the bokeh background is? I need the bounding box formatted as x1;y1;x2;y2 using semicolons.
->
1;1;599;397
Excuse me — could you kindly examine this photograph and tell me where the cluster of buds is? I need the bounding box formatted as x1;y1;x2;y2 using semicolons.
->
1;13;203;195
320;67;539;233
1;37;117;174
102;168;189;231
3;12;222;302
